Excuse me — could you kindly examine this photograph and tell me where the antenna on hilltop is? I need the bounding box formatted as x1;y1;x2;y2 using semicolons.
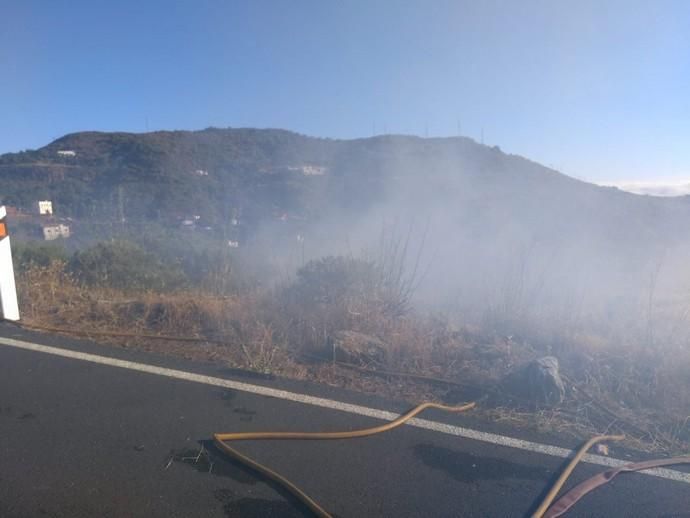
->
481;127;484;145
457;118;462;137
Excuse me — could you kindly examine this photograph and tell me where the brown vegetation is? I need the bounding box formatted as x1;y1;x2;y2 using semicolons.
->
15;256;690;454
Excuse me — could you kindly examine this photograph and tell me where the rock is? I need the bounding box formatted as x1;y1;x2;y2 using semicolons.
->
329;330;387;366
501;356;566;407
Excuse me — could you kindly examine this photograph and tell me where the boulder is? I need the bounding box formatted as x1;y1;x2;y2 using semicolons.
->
329;330;387;366
501;356;566;407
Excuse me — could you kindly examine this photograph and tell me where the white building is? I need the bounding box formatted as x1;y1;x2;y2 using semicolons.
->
288;165;327;176
57;150;76;157
36;200;53;215
42;224;70;241
302;165;327;176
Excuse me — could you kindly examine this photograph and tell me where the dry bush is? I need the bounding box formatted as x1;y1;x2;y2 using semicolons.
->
276;255;394;356
275;229;427;361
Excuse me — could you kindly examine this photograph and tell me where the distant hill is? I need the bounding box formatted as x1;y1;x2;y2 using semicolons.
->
2;127;690;308
1;127;688;241
0;128;336;223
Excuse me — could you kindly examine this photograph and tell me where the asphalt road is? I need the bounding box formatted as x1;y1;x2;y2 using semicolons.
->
0;323;688;517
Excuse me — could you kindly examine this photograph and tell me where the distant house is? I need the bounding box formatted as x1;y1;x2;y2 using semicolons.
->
56;150;76;157
36;200;53;215
302;165;327;176
227;240;239;248
42;224;70;241
192;169;209;176
288;165;327;176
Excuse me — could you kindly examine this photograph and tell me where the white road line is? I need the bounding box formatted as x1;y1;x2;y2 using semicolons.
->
1;335;689;485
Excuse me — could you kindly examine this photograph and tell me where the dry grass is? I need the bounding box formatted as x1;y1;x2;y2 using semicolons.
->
15;262;690;454
16;262;300;376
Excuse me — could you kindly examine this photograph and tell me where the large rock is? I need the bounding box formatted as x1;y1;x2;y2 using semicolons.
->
500;356;566;407
329;330;387;367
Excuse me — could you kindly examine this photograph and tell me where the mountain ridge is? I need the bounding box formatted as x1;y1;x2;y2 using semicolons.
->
1;127;688;252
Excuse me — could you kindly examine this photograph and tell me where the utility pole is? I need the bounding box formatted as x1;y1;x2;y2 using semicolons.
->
118;184;125;233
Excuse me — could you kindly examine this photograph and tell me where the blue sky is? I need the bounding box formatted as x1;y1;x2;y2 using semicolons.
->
2;0;689;183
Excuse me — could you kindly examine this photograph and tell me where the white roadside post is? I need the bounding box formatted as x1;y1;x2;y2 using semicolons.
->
0;206;20;321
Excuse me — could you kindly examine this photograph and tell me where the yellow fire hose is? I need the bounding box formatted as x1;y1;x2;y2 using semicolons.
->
214;405;687;517
213;401;476;518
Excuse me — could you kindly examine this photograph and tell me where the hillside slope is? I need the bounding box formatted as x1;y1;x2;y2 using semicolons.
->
2;128;688;241
3;128;690;311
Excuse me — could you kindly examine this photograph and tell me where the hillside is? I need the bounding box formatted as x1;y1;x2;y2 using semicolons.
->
3;127;690;313
2;128;689;242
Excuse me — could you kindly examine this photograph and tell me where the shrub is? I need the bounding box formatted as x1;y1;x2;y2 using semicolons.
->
288;249;419;316
278;253;420;355
68;240;186;292
12;241;69;271
289;255;377;308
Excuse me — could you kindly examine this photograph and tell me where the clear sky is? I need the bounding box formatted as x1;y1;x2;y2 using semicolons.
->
2;0;689;183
